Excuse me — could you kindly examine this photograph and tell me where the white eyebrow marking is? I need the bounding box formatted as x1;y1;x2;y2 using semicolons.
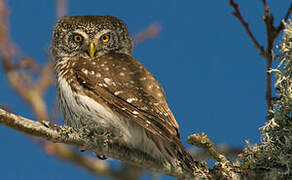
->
72;29;89;39
93;29;112;39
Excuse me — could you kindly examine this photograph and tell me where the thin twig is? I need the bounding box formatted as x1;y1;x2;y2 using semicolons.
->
188;133;233;166
133;22;162;46
229;0;265;56
36;63;54;94
56;0;67;19
229;0;292;122
263;2;292;122
261;0;274;121
0;0;14;71
275;3;292;37
189;145;242;161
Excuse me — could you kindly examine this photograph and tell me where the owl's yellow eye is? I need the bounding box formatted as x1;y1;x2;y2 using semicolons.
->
73;34;83;43
100;34;110;43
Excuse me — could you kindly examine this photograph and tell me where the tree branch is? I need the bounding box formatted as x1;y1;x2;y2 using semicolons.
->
189;145;242;161
229;0;265;56
0;108;208;179
188;133;232;166
133;22;162;46
56;0;67;19
261;0;275;122
229;0;292;122
275;3;292;37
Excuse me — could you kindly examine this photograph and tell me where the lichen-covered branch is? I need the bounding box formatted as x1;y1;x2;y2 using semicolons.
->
187;133;241;179
188;133;232;166
0;108;208;179
239;20;292;179
189;145;242;162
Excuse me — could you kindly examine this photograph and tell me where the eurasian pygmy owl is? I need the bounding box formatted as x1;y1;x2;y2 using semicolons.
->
51;16;194;173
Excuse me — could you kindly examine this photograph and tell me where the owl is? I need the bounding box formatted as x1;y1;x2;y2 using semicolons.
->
51;16;194;173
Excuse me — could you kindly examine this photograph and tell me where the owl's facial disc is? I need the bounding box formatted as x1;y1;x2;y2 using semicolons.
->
84;30;116;58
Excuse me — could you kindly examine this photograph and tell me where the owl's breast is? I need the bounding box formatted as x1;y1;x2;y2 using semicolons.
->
57;76;122;128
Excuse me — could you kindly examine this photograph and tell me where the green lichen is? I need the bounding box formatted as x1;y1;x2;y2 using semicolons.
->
240;20;292;178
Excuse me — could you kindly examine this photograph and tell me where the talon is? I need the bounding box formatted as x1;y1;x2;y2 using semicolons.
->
96;155;107;160
41;121;50;128
118;141;124;147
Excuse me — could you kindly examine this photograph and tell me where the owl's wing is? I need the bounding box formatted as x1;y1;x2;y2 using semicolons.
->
73;53;180;141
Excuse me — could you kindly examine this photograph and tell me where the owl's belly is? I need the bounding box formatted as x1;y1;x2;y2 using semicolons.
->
58;77;122;128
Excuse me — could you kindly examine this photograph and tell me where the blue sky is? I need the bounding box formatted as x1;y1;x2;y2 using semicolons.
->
0;0;291;179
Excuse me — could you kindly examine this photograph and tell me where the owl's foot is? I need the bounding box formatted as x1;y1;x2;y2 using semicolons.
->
96;155;107;160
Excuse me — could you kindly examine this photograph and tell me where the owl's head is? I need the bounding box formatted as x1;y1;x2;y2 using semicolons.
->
51;16;133;59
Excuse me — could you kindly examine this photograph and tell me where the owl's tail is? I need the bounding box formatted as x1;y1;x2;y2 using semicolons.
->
169;140;208;178
149;135;203;178
175;140;197;172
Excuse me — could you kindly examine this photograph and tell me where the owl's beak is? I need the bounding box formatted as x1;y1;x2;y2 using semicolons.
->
88;42;96;58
